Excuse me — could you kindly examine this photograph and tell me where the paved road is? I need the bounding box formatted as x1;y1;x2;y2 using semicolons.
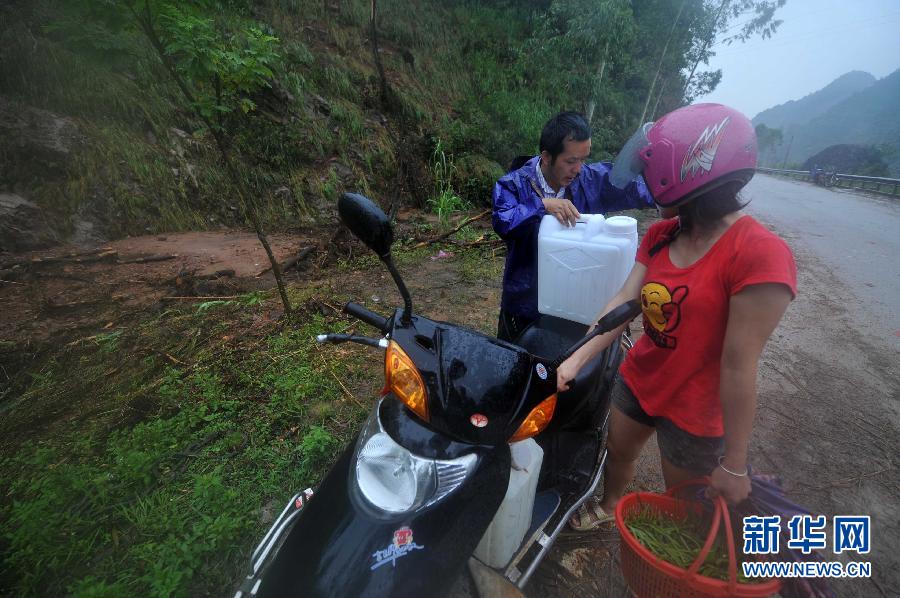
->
740;175;900;596
743;174;900;343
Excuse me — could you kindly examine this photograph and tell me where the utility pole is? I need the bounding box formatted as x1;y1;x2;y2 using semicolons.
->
781;135;794;169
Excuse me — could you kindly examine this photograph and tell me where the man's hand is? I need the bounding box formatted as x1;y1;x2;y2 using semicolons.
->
543;198;580;227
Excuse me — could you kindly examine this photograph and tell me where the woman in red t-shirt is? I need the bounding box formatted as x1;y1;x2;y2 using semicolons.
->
558;104;796;530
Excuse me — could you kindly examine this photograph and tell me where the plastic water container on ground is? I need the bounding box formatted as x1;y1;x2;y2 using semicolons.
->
473;439;543;568
537;214;638;325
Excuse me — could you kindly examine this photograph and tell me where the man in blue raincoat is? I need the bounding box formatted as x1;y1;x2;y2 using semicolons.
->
492;111;653;341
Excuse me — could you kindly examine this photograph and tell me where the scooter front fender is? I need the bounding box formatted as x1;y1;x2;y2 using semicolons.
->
250;405;511;598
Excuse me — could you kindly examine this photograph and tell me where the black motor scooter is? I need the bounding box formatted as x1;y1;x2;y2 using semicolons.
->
235;193;640;598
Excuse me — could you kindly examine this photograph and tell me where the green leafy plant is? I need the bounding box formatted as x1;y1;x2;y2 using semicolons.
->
298;425;338;478
238;290;266;306
154;4;279;125
428;139;469;227
94;330;124;353
196;299;234;313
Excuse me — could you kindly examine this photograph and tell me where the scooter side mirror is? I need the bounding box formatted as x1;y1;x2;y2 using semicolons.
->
338;193;394;257
338;192;414;325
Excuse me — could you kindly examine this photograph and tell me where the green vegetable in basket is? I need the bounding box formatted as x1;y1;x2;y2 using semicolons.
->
625;504;753;583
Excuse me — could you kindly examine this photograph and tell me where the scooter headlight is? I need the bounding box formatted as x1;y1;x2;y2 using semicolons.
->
354;402;476;514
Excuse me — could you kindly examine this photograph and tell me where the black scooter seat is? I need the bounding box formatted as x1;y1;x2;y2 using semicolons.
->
515;315;587;358
514;315;607;407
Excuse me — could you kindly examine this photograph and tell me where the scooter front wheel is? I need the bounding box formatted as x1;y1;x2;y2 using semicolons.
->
448;558;524;598
447;566;476;598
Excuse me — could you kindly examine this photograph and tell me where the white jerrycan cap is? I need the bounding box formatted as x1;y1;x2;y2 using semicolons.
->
604;215;638;236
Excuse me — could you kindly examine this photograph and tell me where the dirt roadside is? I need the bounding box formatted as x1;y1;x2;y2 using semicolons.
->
0;230;315;348
1;212;897;596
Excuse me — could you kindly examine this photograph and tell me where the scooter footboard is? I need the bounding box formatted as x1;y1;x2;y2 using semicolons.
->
242;416;511;598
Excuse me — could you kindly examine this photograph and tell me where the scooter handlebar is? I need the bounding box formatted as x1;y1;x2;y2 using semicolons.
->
562;376;580;392
343;301;390;332
550;300;642;369
316;333;388;348
595;299;643;334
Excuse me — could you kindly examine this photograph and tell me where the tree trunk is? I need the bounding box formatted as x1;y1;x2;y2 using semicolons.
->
370;0;389;106
131;0;292;314
682;0;730;98
585;40;610;124
650;77;668;120
639;0;687;126
210;144;292;315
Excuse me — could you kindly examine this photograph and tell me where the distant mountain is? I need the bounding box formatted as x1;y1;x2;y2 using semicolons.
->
754;70;900;176
753;71;876;129
790;70;900;171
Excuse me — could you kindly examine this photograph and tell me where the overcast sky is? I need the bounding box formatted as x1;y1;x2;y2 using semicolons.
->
698;0;900;119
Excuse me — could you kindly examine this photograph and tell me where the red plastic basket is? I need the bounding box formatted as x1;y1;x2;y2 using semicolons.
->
615;479;781;597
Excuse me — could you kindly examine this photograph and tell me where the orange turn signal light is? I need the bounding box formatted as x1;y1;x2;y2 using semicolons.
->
384;340;429;422
509;394;557;442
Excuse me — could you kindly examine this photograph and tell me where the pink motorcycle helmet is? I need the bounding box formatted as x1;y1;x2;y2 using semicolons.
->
610;103;757;208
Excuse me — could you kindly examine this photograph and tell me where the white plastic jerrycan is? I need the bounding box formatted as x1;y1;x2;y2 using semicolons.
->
537;213;638;325
473;438;543;568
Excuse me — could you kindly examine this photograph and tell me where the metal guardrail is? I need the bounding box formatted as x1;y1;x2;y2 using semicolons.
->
757;167;900;197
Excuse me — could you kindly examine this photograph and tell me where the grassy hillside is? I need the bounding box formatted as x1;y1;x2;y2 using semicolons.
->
0;0;533;241
0;1;567;244
1;0;719;245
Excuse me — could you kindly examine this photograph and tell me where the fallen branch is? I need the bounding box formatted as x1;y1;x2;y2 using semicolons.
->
0;250;117;276
164;268;235;288
161;295;240;301
34;272;115;284
118;254;177;264
156;350;190;366
412;209;491;248
0;247;112;270
197;268;235;280
329;370;365;410
43;297;110;310
67;250;119;264
795;467;894;491
318;300;342;314
446;236;504;249
256;246;315;276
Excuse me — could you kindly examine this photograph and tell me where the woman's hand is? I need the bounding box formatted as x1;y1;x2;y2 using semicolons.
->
556;357;580;393
707;462;751;505
555;264;648;394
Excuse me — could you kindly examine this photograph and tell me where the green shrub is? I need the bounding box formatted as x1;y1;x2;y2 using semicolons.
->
452;154;504;207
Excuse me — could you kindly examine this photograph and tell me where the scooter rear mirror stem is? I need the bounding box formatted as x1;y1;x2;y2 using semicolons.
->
381;254;413;326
